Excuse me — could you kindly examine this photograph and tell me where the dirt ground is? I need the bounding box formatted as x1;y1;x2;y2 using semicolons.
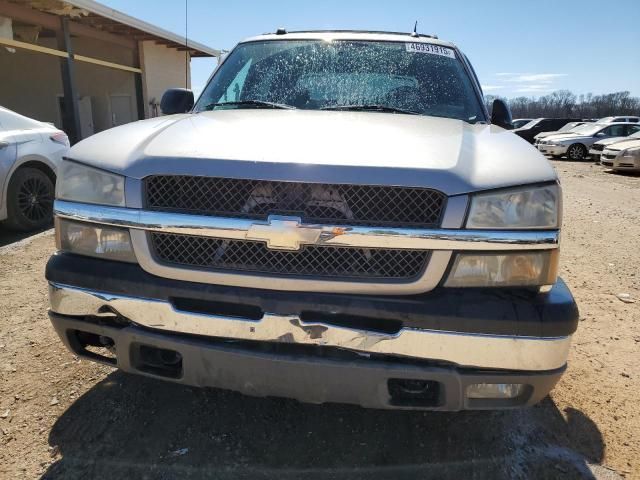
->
0;160;638;480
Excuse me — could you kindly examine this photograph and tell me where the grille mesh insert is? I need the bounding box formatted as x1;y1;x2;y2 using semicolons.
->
151;233;430;279
145;176;446;228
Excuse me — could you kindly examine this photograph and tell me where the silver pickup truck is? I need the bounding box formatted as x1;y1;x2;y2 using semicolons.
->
46;30;578;411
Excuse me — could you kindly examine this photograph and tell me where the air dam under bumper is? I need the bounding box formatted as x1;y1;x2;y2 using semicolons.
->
49;313;565;410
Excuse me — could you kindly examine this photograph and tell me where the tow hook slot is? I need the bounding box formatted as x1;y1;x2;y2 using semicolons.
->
387;378;441;407
69;330;117;365
131;344;183;379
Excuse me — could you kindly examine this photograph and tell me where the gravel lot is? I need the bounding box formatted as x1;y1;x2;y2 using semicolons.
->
0;161;638;480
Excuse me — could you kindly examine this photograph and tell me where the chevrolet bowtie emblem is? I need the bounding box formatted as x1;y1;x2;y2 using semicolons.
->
246;215;337;251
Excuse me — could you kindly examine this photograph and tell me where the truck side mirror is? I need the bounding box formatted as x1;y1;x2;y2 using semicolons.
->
160;88;194;115
491;99;513;130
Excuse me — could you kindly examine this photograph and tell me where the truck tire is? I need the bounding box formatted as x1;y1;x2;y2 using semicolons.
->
567;144;587;161
4;167;55;231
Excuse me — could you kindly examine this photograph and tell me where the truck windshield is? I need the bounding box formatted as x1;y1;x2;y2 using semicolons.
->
195;40;485;123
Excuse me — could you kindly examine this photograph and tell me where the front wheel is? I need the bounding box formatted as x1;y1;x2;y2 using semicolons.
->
567;144;587;161
4;167;55;231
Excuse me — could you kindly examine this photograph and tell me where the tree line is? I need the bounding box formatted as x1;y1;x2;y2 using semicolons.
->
484;90;640;119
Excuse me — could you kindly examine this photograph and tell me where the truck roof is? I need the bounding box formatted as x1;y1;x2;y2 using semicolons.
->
240;30;456;48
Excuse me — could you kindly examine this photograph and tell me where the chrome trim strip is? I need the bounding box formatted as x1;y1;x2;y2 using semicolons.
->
54;200;559;251
49;283;571;371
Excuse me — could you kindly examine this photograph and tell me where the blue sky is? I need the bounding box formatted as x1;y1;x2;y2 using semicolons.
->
102;0;640;99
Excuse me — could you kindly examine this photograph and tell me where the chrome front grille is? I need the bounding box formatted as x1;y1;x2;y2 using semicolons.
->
145;175;446;228
151;232;430;280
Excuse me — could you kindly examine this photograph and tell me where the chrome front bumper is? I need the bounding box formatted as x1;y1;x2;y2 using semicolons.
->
48;282;572;372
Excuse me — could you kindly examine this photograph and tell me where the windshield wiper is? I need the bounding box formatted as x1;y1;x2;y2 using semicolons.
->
321;104;419;115
203;100;295;110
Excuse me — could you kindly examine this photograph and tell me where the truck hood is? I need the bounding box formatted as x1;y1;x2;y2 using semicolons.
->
69;110;557;196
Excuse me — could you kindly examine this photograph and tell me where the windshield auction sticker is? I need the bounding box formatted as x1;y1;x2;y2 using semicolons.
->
405;43;456;58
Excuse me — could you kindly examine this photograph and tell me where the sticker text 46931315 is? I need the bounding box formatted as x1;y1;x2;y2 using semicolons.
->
405;43;456;59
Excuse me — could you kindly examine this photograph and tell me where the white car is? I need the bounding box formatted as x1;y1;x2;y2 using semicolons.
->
597;116;640;123
0;106;70;231
590;129;640;162
601;138;640;172
533;121;590;145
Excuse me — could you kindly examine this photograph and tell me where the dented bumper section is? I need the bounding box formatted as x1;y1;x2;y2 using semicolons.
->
49;282;572;372
46;253;578;373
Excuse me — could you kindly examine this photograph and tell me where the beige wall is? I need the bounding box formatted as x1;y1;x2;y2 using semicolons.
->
0;44;63;125
0;34;137;134
139;40;190;118
0;25;198;138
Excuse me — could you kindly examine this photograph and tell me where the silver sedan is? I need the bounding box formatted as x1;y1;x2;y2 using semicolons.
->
537;122;638;160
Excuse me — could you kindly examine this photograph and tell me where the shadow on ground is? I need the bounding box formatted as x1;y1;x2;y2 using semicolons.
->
603;169;640;177
0;224;51;248
42;372;607;479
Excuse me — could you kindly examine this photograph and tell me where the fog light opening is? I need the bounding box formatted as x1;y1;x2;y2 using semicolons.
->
466;383;525;400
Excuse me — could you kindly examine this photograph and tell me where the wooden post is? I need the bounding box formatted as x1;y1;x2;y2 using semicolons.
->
134;41;146;120
56;16;81;144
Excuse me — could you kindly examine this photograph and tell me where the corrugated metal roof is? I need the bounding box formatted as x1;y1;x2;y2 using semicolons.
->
62;0;220;57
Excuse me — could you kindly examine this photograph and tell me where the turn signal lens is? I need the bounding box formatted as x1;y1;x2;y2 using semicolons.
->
56;218;137;263
445;251;557;287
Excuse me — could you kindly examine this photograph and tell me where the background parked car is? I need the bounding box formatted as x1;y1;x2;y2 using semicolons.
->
600;138;640;172
0;106;69;231
511;118;534;129
513;118;583;143
590;129;640;162
534;121;591;145
597;116;640;123
536;122;637;160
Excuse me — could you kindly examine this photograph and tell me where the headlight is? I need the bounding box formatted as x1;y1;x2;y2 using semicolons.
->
466;184;560;229
56;218;136;263
445;251;558;287
56;160;125;206
622;147;640;159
